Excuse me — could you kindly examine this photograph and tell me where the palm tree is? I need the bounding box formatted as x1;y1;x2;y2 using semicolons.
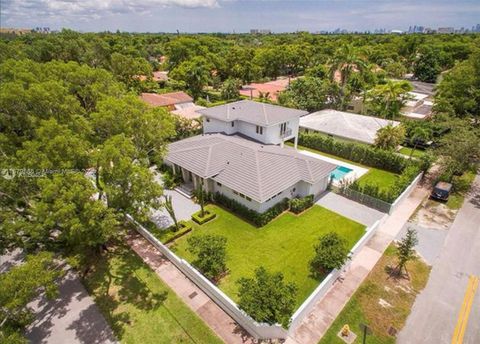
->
329;44;367;109
258;91;271;103
164;195;179;232
329;44;366;87
374;124;406;150
409;127;432;159
368;80;413;119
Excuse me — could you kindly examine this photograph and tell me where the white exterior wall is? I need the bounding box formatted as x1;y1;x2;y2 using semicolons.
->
309;176;329;197
203;116;299;146
203;117;237;135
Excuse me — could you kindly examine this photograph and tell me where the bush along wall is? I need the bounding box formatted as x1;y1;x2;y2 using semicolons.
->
289;195;314;214
349;164;421;203
213;192;289;227
298;133;407;173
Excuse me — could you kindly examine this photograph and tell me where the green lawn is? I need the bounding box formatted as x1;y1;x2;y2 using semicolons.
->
399;147;426;158
292;143;399;192
319;245;431;344
82;242;222;344
356;169;399;192
170;204;365;308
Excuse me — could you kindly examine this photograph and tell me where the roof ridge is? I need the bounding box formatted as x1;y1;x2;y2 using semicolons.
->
262;103;268;125
204;145;214;177
255;150;263;200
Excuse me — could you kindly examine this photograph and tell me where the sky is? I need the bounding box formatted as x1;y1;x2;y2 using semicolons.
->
1;0;480;33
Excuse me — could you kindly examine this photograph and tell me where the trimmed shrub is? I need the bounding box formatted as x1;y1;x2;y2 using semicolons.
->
149;220;193;244
289;195;314;214
213;192;289;227
192;209;216;225
299;132;408;173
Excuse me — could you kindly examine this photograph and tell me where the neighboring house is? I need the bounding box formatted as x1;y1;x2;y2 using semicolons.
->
164;134;336;213
199;100;307;148
299;109;400;145
240;77;295;101
141;91;204;119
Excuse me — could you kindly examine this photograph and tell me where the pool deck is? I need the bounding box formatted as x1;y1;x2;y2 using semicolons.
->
297;149;369;184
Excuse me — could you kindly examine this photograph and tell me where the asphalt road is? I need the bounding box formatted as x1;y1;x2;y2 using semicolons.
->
398;174;480;344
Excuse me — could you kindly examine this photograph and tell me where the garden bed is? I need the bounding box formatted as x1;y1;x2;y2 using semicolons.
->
192;209;217;224
170;204;365;309
150;221;193;244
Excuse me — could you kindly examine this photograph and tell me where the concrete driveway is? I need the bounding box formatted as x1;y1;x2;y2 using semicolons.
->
398;174;480;344
149;189;200;229
316;192;385;227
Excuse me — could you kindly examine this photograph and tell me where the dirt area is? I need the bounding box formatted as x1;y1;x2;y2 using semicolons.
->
410;199;457;230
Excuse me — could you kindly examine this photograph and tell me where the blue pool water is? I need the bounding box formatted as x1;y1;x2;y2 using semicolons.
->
330;166;353;181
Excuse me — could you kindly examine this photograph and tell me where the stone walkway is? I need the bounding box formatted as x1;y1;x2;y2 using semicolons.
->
126;233;256;344
286;185;431;344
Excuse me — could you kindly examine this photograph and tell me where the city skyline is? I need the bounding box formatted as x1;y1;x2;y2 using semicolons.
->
1;0;480;33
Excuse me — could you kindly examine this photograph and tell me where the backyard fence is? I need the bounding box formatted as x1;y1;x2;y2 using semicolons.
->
331;172;424;214
126;215;287;340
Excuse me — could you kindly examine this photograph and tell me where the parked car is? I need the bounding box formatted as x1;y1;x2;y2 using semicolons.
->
430;182;453;201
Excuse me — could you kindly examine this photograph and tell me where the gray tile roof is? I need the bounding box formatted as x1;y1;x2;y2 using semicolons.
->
165;134;336;203
299;109;400;145
197;100;307;126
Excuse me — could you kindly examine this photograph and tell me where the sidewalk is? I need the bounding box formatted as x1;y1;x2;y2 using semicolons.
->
286;185;430;344
126;233;256;344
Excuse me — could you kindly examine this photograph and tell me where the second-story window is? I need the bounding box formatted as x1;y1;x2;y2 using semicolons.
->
256;125;263;135
231;121;235;127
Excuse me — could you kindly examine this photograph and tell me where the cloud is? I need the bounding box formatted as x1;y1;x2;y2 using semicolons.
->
1;0;219;23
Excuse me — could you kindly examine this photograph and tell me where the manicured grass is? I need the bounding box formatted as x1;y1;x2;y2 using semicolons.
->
171;204;365;308
292;143;400;192
356;169;400;192
399;147;426;158
319;245;431;344
446;171;476;210
82;242;222;344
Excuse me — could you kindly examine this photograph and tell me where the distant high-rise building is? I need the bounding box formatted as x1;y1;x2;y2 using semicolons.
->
250;29;271;35
438;27;454;34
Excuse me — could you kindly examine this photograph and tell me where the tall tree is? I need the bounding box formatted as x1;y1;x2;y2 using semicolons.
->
169;56;212;99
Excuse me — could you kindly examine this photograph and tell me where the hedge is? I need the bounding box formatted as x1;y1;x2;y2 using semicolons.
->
289;195;314;214
298;132;408;173
150;220;193;244
213;192;289;227
349;164;421;203
192;209;217;225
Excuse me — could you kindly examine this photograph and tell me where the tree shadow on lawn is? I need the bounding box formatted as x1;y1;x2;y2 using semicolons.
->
83;244;168;340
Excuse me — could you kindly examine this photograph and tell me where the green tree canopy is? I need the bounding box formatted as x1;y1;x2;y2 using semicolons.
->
237;266;297;328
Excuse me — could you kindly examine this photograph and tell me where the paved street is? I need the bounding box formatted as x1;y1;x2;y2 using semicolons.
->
26;269;117;344
398;175;480;344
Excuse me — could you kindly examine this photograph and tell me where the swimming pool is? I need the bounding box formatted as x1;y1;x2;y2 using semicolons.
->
330;166;353;181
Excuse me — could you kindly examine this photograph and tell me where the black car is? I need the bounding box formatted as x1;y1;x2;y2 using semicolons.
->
430;182;453;201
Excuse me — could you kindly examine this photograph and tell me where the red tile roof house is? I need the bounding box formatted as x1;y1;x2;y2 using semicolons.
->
141;92;205;120
239;77;296;101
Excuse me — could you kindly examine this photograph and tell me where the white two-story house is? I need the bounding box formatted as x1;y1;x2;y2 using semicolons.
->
164;100;337;213
199;100;306;148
